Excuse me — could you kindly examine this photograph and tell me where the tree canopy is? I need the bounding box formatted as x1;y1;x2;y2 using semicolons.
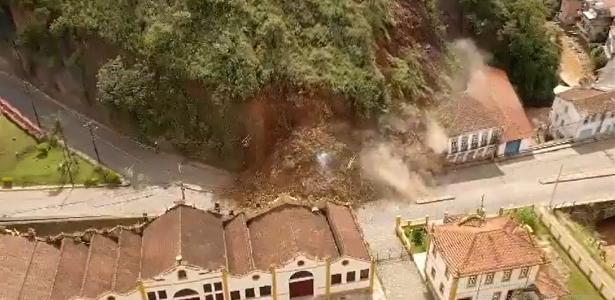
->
461;0;560;107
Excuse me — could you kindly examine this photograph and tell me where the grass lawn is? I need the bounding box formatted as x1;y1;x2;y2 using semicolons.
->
0;116;102;186
404;226;427;253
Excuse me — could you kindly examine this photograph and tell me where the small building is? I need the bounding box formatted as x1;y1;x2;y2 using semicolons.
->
549;87;615;139
578;0;615;42
559;0;583;25
424;215;547;300
436;66;534;164
0;200;374;300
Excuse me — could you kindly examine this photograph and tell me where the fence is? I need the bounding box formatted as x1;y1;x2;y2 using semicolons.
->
536;207;615;300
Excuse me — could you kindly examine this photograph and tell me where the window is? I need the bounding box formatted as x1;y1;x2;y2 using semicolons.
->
158;291;167;299
206;295;214;300
252;274;260;281
297;260;305;266
502;270;512;282
492;292;502;300
177;270;187;280
347;271;356;282
461;136;468;151
107;297;116;300
431;267;436;279
360;269;370;280
214;282;223;291
230;291;241;300
342;259;349;266
480;134;488;147
204;283;223;300
445;266;450;280
490;130;500;144
147;292;156;300
204;284;212;293
439;283;444;294
519;267;530;279
260;286;272;296
584;116;589;124
331;273;342;285
451;139;458;153
215;293;224;300
485;272;494;284
471;134;479;149
245;288;255;299
467;275;477;288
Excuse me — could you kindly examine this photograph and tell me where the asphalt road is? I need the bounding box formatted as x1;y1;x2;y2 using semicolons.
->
0;72;233;188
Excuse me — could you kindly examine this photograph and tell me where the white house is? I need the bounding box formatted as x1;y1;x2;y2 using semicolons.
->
549;87;615;139
0;199;374;300
436;66;534;164
424;215;548;300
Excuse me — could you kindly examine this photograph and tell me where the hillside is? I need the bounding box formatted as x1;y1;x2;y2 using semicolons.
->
0;0;450;204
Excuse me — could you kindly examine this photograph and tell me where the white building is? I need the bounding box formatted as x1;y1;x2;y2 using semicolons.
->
0;200;374;300
436;66;534;164
424;215;548;300
550;87;615;139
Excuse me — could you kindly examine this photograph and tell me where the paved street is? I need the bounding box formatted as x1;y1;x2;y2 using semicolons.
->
0;72;233;188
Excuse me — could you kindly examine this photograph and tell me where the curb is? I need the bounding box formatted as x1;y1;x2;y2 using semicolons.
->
416;195;455;204
539;170;615;184
0;181;130;192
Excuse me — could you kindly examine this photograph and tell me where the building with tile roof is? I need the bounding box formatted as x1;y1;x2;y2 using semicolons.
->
435;66;534;164
578;0;615;42
424;214;547;300
0;199;373;300
550;87;615;139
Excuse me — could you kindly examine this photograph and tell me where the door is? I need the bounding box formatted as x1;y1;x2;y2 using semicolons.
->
289;271;314;298
504;140;521;156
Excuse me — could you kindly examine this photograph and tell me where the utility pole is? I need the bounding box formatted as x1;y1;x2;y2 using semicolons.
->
56;119;74;186
25;87;42;128
84;121;102;164
549;164;564;209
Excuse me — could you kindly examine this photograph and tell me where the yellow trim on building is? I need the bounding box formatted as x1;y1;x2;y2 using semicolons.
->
325;257;332;299
137;280;147;300
448;277;459;300
369;259;376;292
270;265;278;300
222;269;231;300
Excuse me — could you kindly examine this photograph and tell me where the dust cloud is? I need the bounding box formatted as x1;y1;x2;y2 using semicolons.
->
449;39;491;92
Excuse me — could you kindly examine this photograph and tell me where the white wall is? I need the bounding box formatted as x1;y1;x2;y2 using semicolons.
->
550;97;582;138
425;243;454;300
454;266;540;300
93;255;373;300
446;127;500;163
329;257;371;294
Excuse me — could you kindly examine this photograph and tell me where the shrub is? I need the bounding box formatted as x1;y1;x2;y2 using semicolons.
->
1;177;13;189
104;171;122;185
591;46;608;70
516;207;538;231
36;142;51;158
84;177;99;187
411;228;426;247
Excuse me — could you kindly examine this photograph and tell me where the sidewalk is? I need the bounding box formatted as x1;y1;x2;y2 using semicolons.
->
537;206;615;299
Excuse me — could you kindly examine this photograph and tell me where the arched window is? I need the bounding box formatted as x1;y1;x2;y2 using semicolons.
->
290;270;313;280
173;289;199;300
107;297;116;300
177;270;187;280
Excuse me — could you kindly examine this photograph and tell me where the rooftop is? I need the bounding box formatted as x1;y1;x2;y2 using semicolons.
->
430;215;546;277
0;200;370;299
557;87;615;114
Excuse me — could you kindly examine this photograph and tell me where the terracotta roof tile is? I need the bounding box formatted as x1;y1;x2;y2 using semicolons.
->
49;239;89;300
18;241;62;300
80;234;119;298
0;235;36;299
224;214;255;275
248;204;340;269
535;267;569;298
112;229;142;293
325;203;370;260
431;215;546;276
179;206;226;271
140;206;181;279
466;67;534;141
435;94;500;137
558;87;615;114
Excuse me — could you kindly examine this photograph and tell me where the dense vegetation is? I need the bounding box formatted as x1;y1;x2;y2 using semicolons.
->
461;0;560;107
